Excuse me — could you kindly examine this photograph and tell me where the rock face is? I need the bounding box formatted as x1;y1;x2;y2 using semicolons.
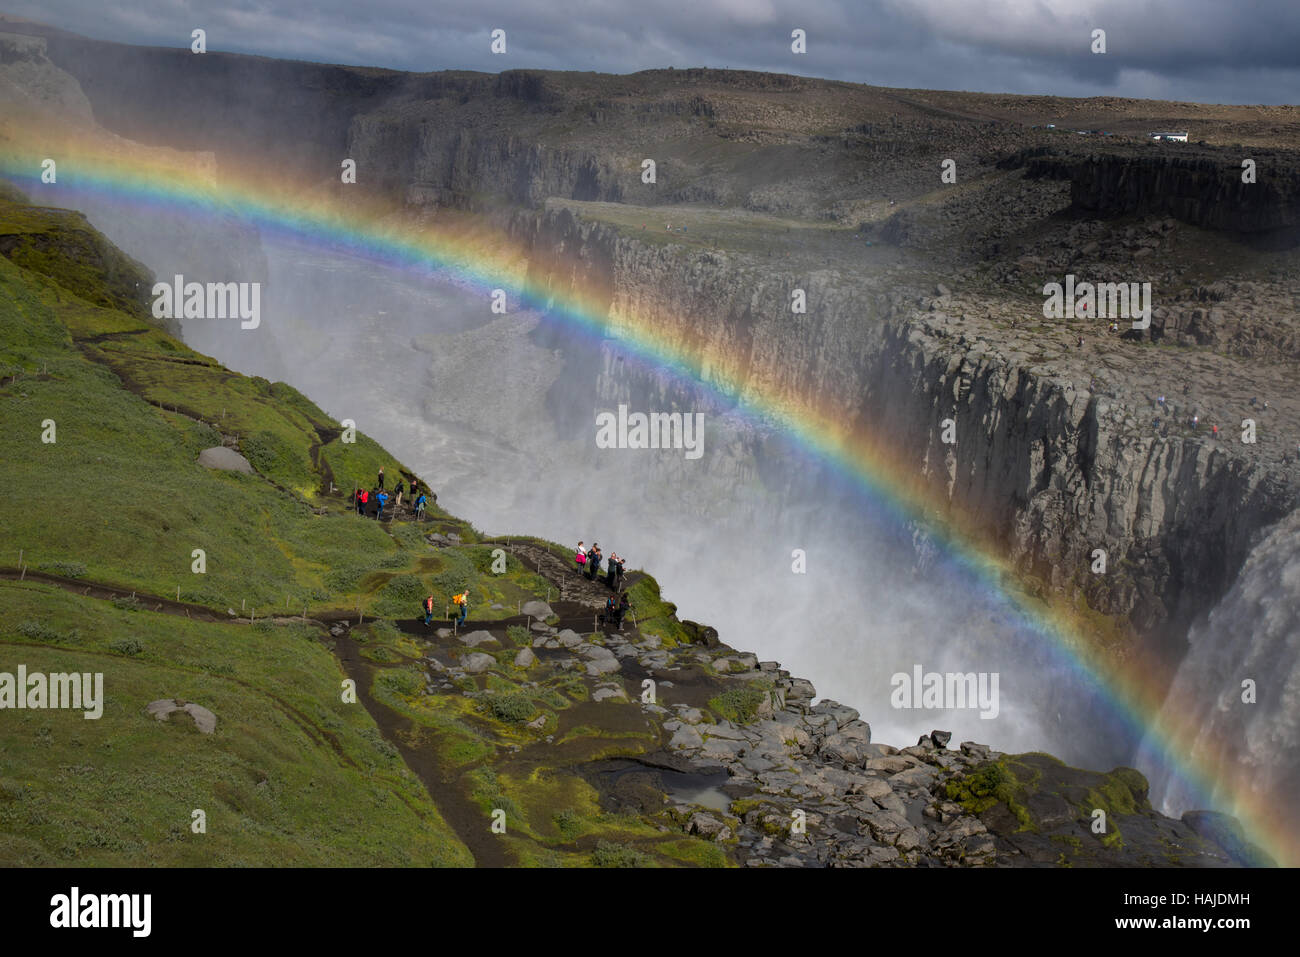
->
1003;145;1300;235
507;204;1300;640
1067;153;1300;234
0;32;94;120
197;446;253;473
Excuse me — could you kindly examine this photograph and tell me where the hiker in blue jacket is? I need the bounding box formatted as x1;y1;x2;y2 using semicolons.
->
414;493;427;519
375;490;388;519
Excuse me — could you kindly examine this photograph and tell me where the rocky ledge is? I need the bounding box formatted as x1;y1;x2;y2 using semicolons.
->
376;594;1266;868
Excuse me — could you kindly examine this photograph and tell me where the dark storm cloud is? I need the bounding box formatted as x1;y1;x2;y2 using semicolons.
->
4;0;1298;103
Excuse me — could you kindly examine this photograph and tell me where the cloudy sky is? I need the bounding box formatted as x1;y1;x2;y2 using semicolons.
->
6;0;1298;104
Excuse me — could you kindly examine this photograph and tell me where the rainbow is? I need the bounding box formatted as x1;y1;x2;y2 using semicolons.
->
1;117;1288;865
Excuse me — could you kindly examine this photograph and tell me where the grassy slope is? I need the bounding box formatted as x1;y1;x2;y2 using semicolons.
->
0;193;717;867
0;197;483;865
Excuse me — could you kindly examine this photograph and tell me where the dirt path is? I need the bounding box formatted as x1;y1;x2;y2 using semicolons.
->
491;541;644;609
327;628;511;867
3;538;650;866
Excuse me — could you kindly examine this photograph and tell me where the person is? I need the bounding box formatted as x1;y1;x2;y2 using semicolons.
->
575;541;586;574
614;554;626;591
602;593;617;628
409;477;420;501
587;544;602;581
376;467;385;490
605;551;619;589
375;489;388;519
615;591;630;629
423;595;435;627
357;487;369;516
394;480;404;508
352;487;362;514
452;590;468;626
414;493;427;520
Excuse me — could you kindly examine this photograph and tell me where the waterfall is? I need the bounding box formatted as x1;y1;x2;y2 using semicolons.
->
1141;508;1300;855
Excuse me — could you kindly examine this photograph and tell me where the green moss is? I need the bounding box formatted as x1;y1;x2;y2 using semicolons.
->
626;575;690;646
944;760;1034;830
708;684;767;725
656;838;728;868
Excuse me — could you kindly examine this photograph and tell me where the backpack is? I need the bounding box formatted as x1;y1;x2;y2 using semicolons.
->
452;593;466;607
576;551;586;564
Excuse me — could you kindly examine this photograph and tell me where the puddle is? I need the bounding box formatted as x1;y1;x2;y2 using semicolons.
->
586;759;736;814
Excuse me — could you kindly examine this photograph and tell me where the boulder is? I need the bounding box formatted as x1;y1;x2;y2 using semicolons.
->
513;647;536;668
460;652;495;674
146;698;216;734
457;630;498;648
197;446;252;474
554;629;584;648
520;600;553;618
583;646;621;676
687;812;732;842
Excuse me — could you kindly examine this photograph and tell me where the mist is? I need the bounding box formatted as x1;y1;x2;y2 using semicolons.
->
38;184;1154;775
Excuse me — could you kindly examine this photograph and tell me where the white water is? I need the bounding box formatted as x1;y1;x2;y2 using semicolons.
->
175;238;1141;766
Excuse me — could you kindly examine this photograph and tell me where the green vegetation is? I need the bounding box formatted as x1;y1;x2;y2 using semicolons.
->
482;691;536;724
590;839;653;868
0;582;470;866
708;684;768;724
945;759;1034;830
626;574;690;646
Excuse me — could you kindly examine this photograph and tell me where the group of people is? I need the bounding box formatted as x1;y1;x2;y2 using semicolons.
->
574;541;626;591
423;591;468;628
576;540;632;631
353;467;427;520
601;590;632;629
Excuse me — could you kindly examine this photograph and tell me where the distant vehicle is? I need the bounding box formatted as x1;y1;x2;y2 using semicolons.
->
1149;131;1189;142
